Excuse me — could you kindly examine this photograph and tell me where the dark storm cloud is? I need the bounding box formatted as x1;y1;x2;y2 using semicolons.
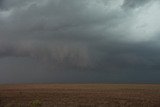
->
0;0;4;9
122;0;151;9
0;0;34;10
0;0;160;83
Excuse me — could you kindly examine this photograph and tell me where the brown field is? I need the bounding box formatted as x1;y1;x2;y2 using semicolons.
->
0;84;160;107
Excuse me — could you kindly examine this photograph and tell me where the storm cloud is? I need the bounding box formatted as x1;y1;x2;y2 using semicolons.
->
122;0;151;9
0;0;160;83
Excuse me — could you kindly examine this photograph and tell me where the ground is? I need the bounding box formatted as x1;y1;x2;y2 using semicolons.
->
0;84;160;107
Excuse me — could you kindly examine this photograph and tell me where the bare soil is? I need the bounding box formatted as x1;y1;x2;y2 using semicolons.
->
0;84;160;107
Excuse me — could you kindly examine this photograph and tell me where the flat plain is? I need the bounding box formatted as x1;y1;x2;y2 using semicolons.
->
0;84;160;107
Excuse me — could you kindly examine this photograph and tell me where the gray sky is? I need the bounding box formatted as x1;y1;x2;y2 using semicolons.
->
0;0;160;83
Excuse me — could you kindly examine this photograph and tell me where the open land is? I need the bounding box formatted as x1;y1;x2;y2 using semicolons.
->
0;84;160;107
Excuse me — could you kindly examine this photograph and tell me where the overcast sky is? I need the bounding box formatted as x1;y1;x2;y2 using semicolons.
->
0;0;160;83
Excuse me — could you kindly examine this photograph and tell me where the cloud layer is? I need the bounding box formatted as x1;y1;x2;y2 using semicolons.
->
0;0;160;83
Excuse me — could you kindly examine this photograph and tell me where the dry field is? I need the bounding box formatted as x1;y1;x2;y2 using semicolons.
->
0;84;160;107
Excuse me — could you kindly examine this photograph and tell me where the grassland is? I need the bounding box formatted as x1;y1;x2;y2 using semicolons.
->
0;84;160;107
